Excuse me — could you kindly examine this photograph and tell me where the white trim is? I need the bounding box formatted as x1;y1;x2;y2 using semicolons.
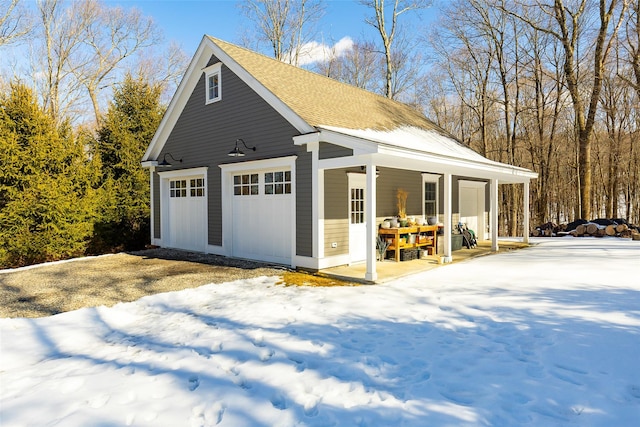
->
491;179;499;251
443;173;453;263
294;254;351;271
365;161;377;281
149;166;156;244
458;179;487;189
422;173;440;221
219;156;297;173
307;142;323;259
158;166;209;179
219;156;297;265
204;62;222;104
523;181;530;244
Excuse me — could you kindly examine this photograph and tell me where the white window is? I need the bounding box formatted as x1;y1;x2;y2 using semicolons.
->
350;187;365;224
422;173;440;218
204;63;222;104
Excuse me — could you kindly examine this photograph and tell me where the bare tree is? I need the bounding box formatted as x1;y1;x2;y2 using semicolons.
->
505;0;629;219
0;0;30;47
31;0;164;126
315;38;382;92
240;0;325;66
361;0;431;98
72;0;160;126
36;0;88;123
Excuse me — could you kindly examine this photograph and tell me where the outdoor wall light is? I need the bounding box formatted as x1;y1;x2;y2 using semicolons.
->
228;138;256;157
158;153;183;167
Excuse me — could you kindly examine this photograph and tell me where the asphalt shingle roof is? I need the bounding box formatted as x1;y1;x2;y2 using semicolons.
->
208;36;447;133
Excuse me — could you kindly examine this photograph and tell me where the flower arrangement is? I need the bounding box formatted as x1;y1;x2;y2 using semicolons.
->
396;188;408;219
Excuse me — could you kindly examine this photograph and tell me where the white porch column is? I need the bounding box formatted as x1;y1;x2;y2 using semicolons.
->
523;180;530;244
308;142;323;258
443;173;452;263
365;162;377;281
149;166;156;245
490;178;499;251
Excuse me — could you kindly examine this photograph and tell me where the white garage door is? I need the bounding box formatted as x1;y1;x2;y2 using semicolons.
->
231;169;292;264
166;176;207;252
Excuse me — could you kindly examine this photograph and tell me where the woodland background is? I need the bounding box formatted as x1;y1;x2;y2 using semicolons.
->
1;0;638;267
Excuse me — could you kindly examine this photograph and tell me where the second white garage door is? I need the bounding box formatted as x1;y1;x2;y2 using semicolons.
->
231;168;293;265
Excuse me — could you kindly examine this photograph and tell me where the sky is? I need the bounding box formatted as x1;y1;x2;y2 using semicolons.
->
108;0;439;59
2;237;639;426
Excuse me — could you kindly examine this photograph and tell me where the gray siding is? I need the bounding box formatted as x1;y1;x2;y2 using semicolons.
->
376;168;423;218
324;169;350;256
295;151;312;257
319;142;352;159
156;55;309;250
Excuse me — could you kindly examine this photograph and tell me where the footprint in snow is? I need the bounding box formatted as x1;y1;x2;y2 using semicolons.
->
188;375;200;391
628;384;640;399
259;347;275;361
270;393;287;410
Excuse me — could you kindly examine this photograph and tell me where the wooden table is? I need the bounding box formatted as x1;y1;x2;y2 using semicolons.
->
378;225;438;262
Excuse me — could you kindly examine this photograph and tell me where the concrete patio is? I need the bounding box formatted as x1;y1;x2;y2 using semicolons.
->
319;240;530;284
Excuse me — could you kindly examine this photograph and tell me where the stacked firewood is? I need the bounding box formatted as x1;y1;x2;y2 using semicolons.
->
531;218;640;240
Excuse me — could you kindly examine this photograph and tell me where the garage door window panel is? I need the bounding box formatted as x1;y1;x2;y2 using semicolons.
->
234;174;258;196
170;180;187;197
265;170;291;195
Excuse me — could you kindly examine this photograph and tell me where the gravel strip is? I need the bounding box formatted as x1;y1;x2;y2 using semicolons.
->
0;249;288;318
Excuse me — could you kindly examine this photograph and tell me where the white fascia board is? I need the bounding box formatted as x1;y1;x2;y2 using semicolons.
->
208;40;315;135
141;161;158;168
375;144;538;183
293;132;320;146
143;36;213;162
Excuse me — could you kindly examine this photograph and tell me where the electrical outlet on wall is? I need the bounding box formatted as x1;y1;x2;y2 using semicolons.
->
331;242;338;248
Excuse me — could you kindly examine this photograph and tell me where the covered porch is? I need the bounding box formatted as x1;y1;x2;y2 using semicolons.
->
297;126;538;282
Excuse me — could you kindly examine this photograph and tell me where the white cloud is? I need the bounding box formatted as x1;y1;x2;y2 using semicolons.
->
294;36;354;66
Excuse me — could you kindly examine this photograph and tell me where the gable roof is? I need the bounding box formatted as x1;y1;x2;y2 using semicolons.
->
206;36;445;134
143;36;536;182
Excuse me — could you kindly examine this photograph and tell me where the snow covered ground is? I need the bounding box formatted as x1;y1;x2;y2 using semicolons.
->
1;237;639;426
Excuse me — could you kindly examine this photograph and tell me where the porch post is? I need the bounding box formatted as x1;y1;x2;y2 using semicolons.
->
365;162;377;281
523;180;530;244
308;141;323;259
490;178;499;251
443;173;452;262
148;166;156;245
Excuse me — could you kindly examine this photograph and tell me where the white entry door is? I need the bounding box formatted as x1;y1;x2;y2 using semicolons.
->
459;180;486;240
166;176;207;252
348;173;366;263
231;169;293;265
